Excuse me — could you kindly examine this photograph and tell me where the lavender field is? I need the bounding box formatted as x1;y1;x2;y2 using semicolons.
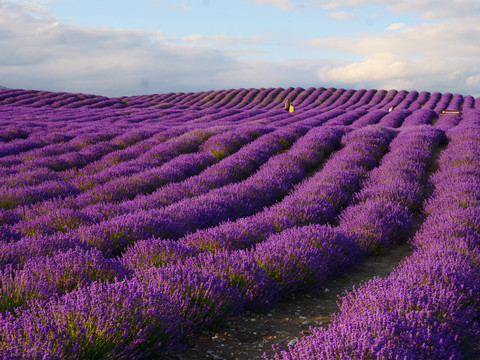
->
0;86;480;359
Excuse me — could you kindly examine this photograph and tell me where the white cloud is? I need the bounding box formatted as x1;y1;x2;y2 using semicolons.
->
318;53;409;82
467;74;480;88
251;0;295;10
307;16;480;94
328;11;355;20
180;34;262;46
303;0;480;20
385;22;405;31
306;21;480;58
316;52;479;94
180;34;203;42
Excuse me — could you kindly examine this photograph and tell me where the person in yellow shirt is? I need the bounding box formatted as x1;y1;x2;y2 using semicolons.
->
284;99;294;112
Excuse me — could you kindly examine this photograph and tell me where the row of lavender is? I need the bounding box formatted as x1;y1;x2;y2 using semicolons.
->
0;122;446;358
1;87;478;112
267;117;480;358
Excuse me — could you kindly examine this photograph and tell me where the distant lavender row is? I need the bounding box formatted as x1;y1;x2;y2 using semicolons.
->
0;127;222;210
127;109;345;211
66;125;267;203
0;121;317;255
1;87;477;111
1;122;281;229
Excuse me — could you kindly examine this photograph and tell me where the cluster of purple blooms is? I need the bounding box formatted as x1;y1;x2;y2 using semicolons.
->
0;86;480;359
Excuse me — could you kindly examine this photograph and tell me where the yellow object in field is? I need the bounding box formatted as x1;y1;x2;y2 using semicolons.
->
289;104;294;112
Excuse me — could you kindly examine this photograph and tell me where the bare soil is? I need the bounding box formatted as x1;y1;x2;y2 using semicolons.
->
162;241;413;360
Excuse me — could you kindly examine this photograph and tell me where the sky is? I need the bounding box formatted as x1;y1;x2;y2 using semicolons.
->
1;0;480;97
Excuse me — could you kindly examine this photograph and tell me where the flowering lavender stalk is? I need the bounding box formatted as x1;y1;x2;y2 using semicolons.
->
136;263;243;332
0;278;184;359
183;249;281;310
0;246;127;312
254;225;363;295
120;238;199;273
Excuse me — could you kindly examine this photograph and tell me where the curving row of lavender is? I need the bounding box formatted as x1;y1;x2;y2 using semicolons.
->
1;86;480;359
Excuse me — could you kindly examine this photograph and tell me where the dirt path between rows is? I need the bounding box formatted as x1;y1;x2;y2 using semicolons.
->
161;241;412;360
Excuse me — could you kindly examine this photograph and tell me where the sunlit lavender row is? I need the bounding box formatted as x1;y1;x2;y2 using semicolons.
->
1;87;480;359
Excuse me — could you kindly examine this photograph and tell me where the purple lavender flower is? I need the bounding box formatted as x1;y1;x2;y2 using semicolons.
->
136;263;243;332
254;225;363;294
0;246;127;312
184;249;281;310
